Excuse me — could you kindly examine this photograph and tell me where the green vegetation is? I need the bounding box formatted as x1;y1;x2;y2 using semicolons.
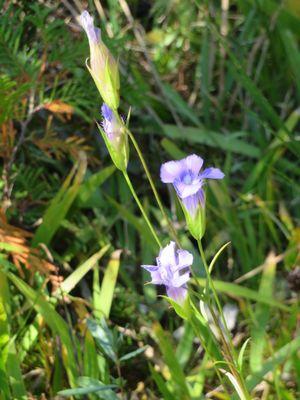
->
0;0;299;399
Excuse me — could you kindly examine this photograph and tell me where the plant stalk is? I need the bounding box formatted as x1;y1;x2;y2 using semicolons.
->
125;127;180;246
197;239;251;400
123;171;161;248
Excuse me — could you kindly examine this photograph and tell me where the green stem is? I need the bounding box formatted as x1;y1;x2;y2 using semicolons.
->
197;240;235;351
123;171;161;248
189;313;231;398
125;128;180;246
197;239;251;400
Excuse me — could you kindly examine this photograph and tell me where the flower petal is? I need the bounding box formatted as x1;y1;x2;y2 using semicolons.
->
181;190;204;216
160;160;186;183
150;270;164;284
101;103;113;121
79;11;100;44
166;286;187;303
177;250;193;270
173;179;202;198
172;272;190;288
184;154;204;176
157;241;176;268
199;167;224;180
141;264;158;272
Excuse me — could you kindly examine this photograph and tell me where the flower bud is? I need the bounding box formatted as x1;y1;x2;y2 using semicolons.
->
98;103;129;171
181;194;206;240
79;11;120;110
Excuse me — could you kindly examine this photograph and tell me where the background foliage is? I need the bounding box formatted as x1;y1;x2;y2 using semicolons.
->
0;0;299;399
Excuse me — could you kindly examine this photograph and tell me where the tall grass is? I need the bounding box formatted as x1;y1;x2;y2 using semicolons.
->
0;0;299;399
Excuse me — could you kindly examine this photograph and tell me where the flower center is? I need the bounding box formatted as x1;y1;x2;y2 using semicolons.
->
183;173;193;185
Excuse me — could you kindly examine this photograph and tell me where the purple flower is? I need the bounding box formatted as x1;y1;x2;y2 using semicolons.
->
79;10;101;45
142;241;193;303
101;103;121;141
160;154;224;216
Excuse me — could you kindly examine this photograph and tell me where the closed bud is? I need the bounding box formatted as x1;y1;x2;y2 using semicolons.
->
98;103;129;171
181;195;206;240
79;11;120;110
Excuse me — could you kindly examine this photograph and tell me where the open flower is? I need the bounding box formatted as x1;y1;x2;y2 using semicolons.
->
160;154;224;216
160;154;224;239
142;241;193;303
99;103;128;171
79;11;120;110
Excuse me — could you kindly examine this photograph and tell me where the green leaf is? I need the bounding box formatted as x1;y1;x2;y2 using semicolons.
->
193;278;288;311
161;138;186;159
162;125;260;158
0;294;12;399
238;338;251;373
58;384;117;396
245;336;300;392
83;330;100;379
153;322;191;399
76;165;116;208
250;255;276;373
97;250;121;318
208;241;231;274
162;83;201;126
160;295;190;320
19;320;39;362
149;364;176;400
56;245;110;296
119;346;147;362
87;319;117;362
32;152;87;246
176;321;194;368
0;271;27;399
280;29;300;99
106;195;157;251
77;377;119;400
249;0;300;36
5;271;78;387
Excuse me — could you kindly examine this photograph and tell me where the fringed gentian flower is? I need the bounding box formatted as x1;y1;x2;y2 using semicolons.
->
79;11;120;110
99;103;128;171
160;154;224;239
142;241;193;303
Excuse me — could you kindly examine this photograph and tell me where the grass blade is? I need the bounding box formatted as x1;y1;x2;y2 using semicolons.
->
153;322;191;399
162;124;260;158
96;250;121;318
56;245;110;295
32;152;87;247
5;271;78;387
193;278;288;311
250;254;276;373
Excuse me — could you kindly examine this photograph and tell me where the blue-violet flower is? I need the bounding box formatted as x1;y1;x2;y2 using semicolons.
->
142;241;193;303
160;154;224;216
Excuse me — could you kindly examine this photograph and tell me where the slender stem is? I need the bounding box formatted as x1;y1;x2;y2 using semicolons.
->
123;171;161;248
189;314;231;398
197;239;251;400
197;240;236;353
125;128;181;246
116;360;125;399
